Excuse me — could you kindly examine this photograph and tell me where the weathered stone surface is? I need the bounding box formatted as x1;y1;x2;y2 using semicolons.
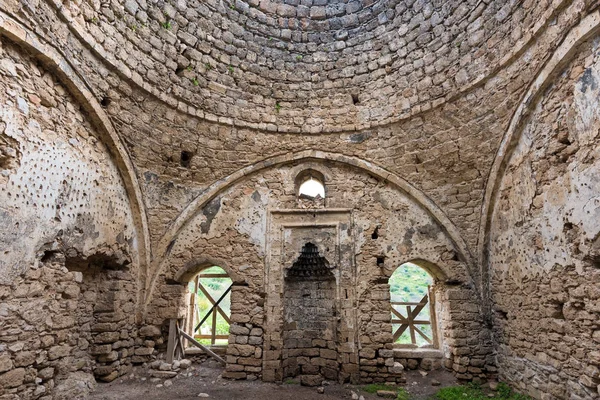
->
150;370;178;379
1;1;600;399
376;390;397;398
53;372;97;400
139;325;162;338
0;355;13;373
0;368;25;388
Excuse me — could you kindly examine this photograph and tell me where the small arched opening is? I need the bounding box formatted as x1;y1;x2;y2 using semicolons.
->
389;262;439;348
186;265;232;347
295;169;326;200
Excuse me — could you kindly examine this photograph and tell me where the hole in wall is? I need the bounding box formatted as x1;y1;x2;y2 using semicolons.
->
100;97;111;108
351;93;360;105
180;151;193;168
372;226;379;240
41;250;59;263
376;256;385;266
549;302;565;319
389;262;436;347
495;309;508;320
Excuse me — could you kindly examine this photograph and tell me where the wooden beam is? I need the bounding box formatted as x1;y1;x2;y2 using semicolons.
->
166;319;177;363
179;329;226;365
197;284;232;324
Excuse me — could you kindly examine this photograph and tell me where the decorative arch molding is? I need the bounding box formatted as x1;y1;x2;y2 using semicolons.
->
478;11;600;297
0;12;151;318
146;150;475;306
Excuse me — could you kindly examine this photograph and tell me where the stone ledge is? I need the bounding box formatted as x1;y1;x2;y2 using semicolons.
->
393;348;443;359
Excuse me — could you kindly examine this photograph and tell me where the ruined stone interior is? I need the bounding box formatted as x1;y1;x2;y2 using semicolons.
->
1;0;600;399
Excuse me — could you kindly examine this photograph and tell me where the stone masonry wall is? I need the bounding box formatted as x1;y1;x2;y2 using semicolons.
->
488;36;600;399
0;37;141;399
283;278;338;385
3;0;595;255
151;160;491;383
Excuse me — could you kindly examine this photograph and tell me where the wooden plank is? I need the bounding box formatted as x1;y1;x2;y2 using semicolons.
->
393;323;409;341
392;320;430;325
179;329;226;365
391;302;428;306
391;307;407;322
198;273;230;278
166;319;177;363
408;295;428;320
187;275;198;336
414;326;432;344
408;306;416;345
428;285;439;348
175;319;185;359
211;308;217;345
195;335;229;340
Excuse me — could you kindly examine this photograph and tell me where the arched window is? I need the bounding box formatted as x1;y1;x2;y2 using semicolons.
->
295;169;326;199
298;177;325;198
187;266;232;346
389;262;437;347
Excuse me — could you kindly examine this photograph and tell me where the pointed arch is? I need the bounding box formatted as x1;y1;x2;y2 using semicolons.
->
478;10;600;299
0;13;151;319
146;150;476;306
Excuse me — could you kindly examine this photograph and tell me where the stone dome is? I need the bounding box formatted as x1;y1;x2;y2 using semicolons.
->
71;0;549;132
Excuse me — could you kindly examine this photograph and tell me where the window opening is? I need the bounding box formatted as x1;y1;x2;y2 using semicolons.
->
187;266;232;346
389;262;436;347
298;176;325;199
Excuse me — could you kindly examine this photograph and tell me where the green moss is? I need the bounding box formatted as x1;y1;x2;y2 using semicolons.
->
432;383;532;400
396;387;410;400
361;384;410;399
362;384;399;394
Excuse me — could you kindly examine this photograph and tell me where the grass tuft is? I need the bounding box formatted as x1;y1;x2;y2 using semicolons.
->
432;382;532;400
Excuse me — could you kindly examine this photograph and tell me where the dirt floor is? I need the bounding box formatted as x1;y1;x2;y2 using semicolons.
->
89;361;458;400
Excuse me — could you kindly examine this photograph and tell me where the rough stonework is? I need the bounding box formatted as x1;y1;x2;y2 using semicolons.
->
488;36;600;399
1;0;600;399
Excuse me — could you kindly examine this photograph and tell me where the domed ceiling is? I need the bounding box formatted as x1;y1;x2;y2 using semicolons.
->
75;0;550;132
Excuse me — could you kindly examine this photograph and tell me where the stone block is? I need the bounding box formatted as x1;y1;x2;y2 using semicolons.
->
222;371;247;380
0;355;13;373
0;368;25;388
38;367;55;381
300;374;323;387
134;347;154;356
139;325;162;338
320;349;337;360
95;332;121;344
48;345;72;360
359;348;376;359
151;370;178;379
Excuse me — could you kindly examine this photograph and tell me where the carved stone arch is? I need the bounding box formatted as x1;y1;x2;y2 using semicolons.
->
478;11;600;303
0;13;151;318
173;256;245;286
391;258;450;283
289;161;332;197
